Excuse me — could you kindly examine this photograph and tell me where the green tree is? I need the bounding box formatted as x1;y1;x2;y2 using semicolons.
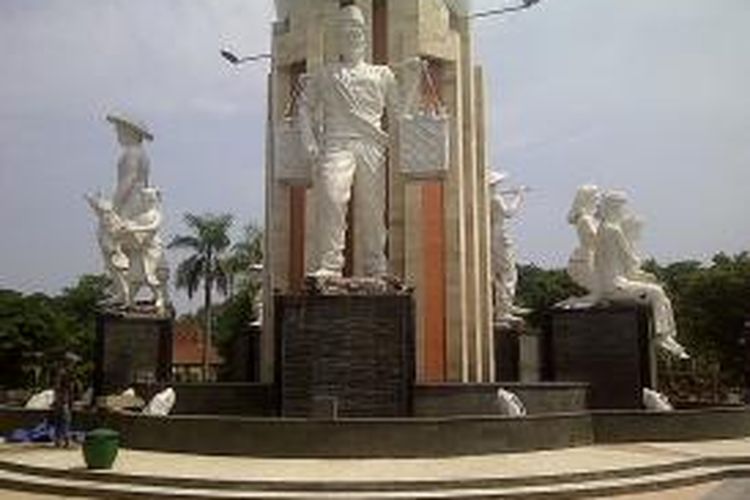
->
0;274;107;389
214;224;264;380
224;223;263;298
168;213;234;381
516;264;585;329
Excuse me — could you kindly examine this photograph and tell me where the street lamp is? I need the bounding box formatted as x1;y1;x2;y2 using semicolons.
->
220;49;272;65
471;0;542;20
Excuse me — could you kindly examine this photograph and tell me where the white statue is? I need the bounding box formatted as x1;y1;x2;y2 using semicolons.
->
298;5;420;278
86;194;131;304
489;171;529;322
566;185;600;297
87;114;168;312
592;191;688;359
109;114;152;220
122;187;167;311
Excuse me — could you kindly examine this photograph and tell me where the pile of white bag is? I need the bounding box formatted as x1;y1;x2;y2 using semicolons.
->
142;387;176;416
24;389;55;410
496;388;527;417
642;388;673;412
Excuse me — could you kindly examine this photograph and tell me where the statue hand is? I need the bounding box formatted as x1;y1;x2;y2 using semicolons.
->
306;144;320;161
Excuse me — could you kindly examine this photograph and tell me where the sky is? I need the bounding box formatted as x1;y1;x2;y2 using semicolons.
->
1;0;748;313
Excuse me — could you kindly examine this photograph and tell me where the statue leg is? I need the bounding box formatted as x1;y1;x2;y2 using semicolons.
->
352;141;387;277
312;145;356;276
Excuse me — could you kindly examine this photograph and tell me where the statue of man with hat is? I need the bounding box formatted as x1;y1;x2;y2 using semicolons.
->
86;113;168;312
298;4;420;278
107;113;154;221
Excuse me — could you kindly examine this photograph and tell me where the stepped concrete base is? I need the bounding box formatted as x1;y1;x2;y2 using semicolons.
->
2;406;749;458
2;439;750;498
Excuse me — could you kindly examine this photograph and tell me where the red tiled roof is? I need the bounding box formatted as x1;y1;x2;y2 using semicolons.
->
173;320;223;366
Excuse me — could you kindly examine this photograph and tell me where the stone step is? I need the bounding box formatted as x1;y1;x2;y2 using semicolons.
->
1;459;750;499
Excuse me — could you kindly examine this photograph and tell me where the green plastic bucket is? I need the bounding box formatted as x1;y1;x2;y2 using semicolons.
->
83;428;119;470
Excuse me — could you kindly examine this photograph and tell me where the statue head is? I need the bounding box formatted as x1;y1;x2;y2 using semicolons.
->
336;5;367;64
599;190;628;223
488;170;508;188
621;213;644;243
106;113;153;146
141;187;161;208
567;184;600;224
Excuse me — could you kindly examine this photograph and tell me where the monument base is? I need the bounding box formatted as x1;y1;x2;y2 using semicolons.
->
543;302;656;409
94;308;173;398
494;320;525;382
275;279;414;418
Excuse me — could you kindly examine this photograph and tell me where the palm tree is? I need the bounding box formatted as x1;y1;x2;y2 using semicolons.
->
225;223;264;298
168;213;234;381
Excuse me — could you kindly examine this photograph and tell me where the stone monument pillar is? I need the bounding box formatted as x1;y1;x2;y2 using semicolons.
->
87;114;173;397
264;0;495;385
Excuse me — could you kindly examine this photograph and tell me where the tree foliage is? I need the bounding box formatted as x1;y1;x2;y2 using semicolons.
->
0;275;108;389
168;212;235;380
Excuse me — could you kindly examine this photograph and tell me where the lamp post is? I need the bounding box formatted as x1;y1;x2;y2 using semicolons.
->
471;0;542;20
220;49;271;65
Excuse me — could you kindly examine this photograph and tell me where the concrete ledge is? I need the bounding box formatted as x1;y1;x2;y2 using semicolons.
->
2;406;749;458
100;411;595;458
132;383;277;416
593;406;750;443
414;383;589;416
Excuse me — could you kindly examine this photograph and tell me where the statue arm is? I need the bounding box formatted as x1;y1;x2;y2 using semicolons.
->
614;227;642;271
384;66;406;118
126;210;162;233
297;72;321;159
496;191;524;218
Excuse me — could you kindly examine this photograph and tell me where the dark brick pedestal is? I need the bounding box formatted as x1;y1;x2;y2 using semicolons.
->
495;321;524;382
542;302;655;409
94;311;173;398
275;293;415;418
222;324;261;382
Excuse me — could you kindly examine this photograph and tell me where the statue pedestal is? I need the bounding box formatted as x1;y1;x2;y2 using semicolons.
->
275;283;415;417
542;302;656;409
94;309;173;398
494;321;524;382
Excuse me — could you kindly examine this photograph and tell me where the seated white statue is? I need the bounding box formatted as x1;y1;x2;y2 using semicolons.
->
593;191;689;359
642;388;673;412
565;185;600;301
496;388;527;417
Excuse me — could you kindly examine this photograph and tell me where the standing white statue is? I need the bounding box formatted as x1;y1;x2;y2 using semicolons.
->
565;184;601;302
109;114;152;220
298;5;420;278
591;191;688;359
87;114;168;312
489;171;529;322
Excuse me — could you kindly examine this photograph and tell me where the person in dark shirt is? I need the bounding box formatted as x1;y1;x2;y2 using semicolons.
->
51;352;80;448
